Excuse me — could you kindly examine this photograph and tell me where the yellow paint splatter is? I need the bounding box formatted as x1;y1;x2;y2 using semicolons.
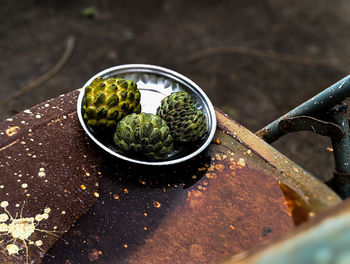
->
138;179;146;185
80;185;86;190
38;168;46;178
35;240;43;247
215;164;225;172
6;244;19;255
0;213;9;222
153;201;161;208
215;154;222;161
94;192;100;198
0;201;63;263
237;158;246;167
206;172;217;179
6;126;20;137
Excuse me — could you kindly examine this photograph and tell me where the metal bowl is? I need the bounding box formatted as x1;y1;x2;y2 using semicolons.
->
77;64;217;166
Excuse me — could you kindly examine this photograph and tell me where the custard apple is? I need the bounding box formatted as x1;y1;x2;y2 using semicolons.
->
157;91;207;142
83;77;141;130
113;113;173;160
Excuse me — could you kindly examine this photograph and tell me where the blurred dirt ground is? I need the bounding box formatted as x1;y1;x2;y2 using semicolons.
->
1;0;350;181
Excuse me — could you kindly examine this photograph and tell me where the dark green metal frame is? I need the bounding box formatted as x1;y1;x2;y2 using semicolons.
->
256;75;350;198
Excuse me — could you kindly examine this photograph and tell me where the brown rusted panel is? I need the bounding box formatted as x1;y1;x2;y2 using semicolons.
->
127;154;293;264
222;198;350;264
215;108;341;214
1;91;295;263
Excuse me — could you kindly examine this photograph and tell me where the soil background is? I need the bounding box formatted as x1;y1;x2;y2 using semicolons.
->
2;0;350;181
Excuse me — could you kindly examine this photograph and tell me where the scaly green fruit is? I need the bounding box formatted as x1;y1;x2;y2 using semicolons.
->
83;77;141;130
156;91;207;142
114;113;173;160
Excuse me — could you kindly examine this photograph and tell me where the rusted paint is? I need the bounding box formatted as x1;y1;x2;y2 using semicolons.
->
222;198;350;264
127;153;293;264
215;108;341;215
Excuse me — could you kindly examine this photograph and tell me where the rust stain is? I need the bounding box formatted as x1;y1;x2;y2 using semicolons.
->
128;153;294;264
279;183;313;225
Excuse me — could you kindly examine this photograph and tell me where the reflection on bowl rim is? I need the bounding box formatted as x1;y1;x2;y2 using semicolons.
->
77;64;217;166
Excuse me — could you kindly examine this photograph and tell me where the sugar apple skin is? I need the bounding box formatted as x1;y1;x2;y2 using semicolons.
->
83;77;141;130
114;113;173;161
156;91;207;142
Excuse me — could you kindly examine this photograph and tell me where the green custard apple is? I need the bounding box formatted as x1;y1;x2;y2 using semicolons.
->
113;113;173;160
83;77;141;130
156;91;207;142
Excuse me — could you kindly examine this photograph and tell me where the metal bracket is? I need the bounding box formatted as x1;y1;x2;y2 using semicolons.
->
279;116;344;140
256;75;350;199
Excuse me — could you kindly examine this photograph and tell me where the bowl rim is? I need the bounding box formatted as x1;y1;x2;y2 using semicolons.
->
77;64;217;166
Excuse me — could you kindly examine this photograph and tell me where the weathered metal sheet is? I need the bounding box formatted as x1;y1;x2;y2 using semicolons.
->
0;94;100;263
0;90;337;263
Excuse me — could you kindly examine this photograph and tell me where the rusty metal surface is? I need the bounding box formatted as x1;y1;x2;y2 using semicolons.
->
222;198;350;264
0;90;326;263
215;108;341;214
